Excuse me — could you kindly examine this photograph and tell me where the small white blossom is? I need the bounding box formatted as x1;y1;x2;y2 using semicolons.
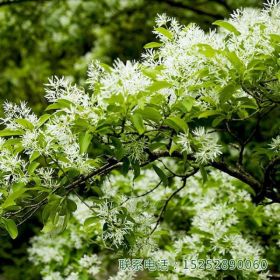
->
177;133;192;153
269;135;280;152
192;127;222;164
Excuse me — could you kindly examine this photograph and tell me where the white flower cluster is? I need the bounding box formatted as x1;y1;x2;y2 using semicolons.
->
95;200;135;248
141;1;280;112
123;135;147;163
0;101;38;130
178;127;222;164
78;254;101;276
27;167;280;280
150;170;273;280
269;135;280;152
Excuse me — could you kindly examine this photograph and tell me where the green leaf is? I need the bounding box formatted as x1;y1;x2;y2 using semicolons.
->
37;114;51;127
84;217;99;228
196;43;218;57
138;107;162;123
66;199;77;212
79;130;93;154
165;116;188;133
169;142;179;155
155;27;173;40
15;119;34;129
100;63;112;72
131;113;145;134
2;218;18;239
121;157;130;175
200;166;208;183
142;66;163;79
0;129;24;137
153;164;168;185
132;161;140;179
219;84;238;103
45;99;73;111
270;33;280;42
41;197;62;232
41;219;56;233
182;96;195;112
212;116;225;127
45;103;61;111
148;81;172;92
213;20;240;35
30;151;40;163
1;183;27;209
149;142;166;151
198;110;219;119
28;161;40;175
144;42;162;48
225;51;245;71
60;212;70;233
111;136;125;160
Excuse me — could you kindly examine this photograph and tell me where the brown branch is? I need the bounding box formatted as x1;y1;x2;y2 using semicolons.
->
259;155;280;203
159;159;188;178
162;0;224;19
210;161;261;194
269;272;280;279
5;146;272;227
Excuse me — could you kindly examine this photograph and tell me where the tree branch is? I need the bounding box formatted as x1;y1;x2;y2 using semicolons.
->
150;168;198;235
157;0;224;19
210;161;261;194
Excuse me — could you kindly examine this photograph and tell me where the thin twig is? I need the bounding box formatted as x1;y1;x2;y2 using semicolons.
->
150;168;198;235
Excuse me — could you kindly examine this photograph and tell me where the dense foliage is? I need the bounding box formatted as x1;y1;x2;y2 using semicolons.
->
0;1;279;279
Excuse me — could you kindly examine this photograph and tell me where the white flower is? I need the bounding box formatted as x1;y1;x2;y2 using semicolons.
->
45;76;89;106
0;101;37;130
65;272;79;280
79;253;100;267
177;133;192;153
192;127;222;164
87;60;105;90
99;59;151;103
108;270;136;280
269;135;280;152
21;129;39;153
124;136;147;162
78;254;101;276
28;235;69;265
155;13;171;27
42;272;63;280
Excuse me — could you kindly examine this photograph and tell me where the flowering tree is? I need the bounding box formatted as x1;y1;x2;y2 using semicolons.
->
0;1;280;279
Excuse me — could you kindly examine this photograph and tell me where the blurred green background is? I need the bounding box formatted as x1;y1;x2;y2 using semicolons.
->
0;0;263;279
